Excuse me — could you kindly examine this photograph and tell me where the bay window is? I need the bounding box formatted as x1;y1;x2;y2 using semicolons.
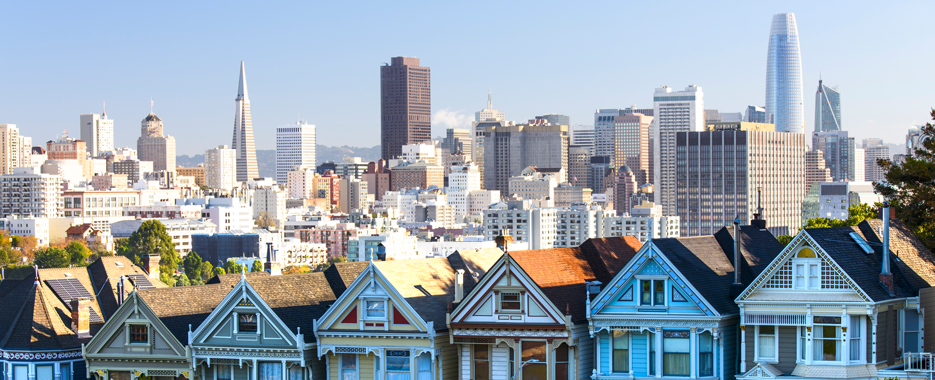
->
259;362;281;380
521;341;547;380
473;345;489;380
663;331;690;376
217;365;232;380
555;344;569;380
418;353;432;380
799;327;806;361
904;310;920;353
757;326;777;361
649;333;656;376
612;331;630;373
387;350;411;380
341;354;358;380
812;317;843;362
849;316;862;361
699;332;713;376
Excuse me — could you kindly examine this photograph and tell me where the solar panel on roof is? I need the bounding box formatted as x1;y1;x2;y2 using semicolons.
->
88;307;103;323
46;278;94;308
128;274;156;290
849;232;874;254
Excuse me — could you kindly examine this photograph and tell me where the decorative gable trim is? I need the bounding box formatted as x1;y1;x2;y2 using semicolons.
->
588;243;719;317
735;231;872;302
84;291;187;359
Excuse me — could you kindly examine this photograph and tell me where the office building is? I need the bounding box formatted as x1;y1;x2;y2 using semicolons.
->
0;167;63;218
46;136;88;177
482;123;568;192
814;79;841;132
391;161;444;191
441;128;471;160
137;113;176;173
508;166;560;203
588;155;612;195
569;126;595;153
604;201;680;242
615;165;638;214
765;13;805;133
253;186;288;228
338;178;371;213
805;150;833;192
704;109;743;123
472;94;508;189
907;126;929;155
812;130;855;181
854;148;865;182
335;157;369;180
205;145;237;192
362;160;392;201
676;126;806;236
801;181;881;222
380;56;431;161
534;114;570;127
553;183;591;208
80;111;114;157
112;218;216;256
275;122;316;184
745;105;768;123
112;159;153;183
483;200;557;249
653;85;704;215
232;61;258;182
447;162;481;216
475;91;505;122
177;165;205;187
567;145;591;188
0;124;32;175
863;139;890;182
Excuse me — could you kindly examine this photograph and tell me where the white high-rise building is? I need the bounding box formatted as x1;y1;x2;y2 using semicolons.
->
253;186;288;229
275;122;316;184
448;163;481;216
863;139;890;183
483;200;557;250
653;85;704;215
474;91;505;122
853;148;866;182
0;124;33;175
205;145;237;192
0;167;63;218
80;111;114;157
287;167;317;199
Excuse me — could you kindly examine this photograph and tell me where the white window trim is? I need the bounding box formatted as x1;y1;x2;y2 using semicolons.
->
792;258;821;290
755;325;779;363
610;330;632;374
341;354;359;380
498;291;524;313
384;349;413;380
849;316;865;364
361;297;389;321
797;326;807;363
811;323;844;364
635;277;668;307
124;322;151;346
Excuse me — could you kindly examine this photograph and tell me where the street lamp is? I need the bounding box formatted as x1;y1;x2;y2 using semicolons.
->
511;358;539;380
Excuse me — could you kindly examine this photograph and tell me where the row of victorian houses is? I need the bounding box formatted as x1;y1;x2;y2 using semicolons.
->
4;207;935;380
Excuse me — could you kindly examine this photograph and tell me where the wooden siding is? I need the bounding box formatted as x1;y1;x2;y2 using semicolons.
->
329;355;339;380
743;327;755;372
491;345;510;380
572;324;593;380
722;324;737;380
631;333;648;377
775;326;797;374
460;345;470;380
922;288;935;353
233;365;249;380
440;342;458;380
310;355;326;380
877;308;899;365
599;332;610;374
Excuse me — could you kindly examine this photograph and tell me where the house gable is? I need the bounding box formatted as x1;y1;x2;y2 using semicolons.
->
315;262;430;334
589;243;718;317
189;274;298;348
451;254;565;325
737;231;871;303
84;291;186;358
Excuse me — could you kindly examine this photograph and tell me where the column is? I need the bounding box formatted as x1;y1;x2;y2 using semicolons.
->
739;326;746;371
689;328;697;378
594;332;601;376
871;313;878;365
253;359;258;380
713;330;720;379
281;361;287;380
841;308;850;363
655;328;662;378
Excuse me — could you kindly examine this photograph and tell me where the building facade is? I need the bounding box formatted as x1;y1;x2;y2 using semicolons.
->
80;112;114;158
205;145;237;192
653;85;704;215
232;61;259;182
0;167;63;218
137;113;176;174
814;80;841;133
381;56;431;161
0;124;33;175
812;130;855;182
765;13;805;133
483;123;568;192
275;122;316;184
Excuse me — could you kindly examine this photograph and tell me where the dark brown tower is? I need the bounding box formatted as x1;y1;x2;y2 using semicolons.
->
381;57;431;161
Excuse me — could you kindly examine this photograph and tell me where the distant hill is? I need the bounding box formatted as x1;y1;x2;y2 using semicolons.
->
177;145;381;179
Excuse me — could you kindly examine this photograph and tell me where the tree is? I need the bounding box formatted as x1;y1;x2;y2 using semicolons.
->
282;265;311;275
251;260;263;273
875;109;935;251
182;252;214;284
65;241;91;265
175;273;191;287
801;203;880;230
34;247;70;268
777;235;793;246
314;256;349;272
213;266;227;277
223;260;245;275
121;220;181;277
255;211;276;229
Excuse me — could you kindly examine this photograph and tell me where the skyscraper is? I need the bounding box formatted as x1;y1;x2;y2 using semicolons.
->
232;61;258;182
483;123;568;193
472;92;508;189
276;122;316;184
205;145;237;192
812;130;855;181
863;139;889;182
653;85;704;215
137;113;176;173
80;110;114;157
381;56;431;161
745;105;767;123
765;13;804;133
815;80;841;132
534;114;570;127
0;124;32;175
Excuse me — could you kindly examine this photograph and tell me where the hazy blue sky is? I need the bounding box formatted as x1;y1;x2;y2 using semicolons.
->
1;1;933;155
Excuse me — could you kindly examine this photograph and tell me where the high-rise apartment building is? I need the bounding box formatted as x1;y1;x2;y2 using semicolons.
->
0;167;63;218
745;105;768;123
863;139;890;182
653;85;704;215
253;186;288;229
534;114;570;127
853;148;865;182
441;128;471;160
676;126;806;236
205;145;237;192
567;146;591;188
805;150;833;192
80;111;114;157
765;13;805;133
380;56;431;161
137;113;177;173
814;79;841;132
482;123;568;193
812;130;855;181
232;61;258;182
0;125;32;175
447;162;481;216
275;122;316;184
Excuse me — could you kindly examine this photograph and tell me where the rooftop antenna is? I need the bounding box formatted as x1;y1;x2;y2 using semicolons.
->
754;187;764;220
150;98;154;114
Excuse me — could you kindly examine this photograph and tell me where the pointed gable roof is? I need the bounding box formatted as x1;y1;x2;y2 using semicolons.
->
510;248;598;323
580;236;643;280
84;291;186;357
323;261;369;297
88;256;167;319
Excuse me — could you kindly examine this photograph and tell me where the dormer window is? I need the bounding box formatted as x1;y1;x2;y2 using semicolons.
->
129;325;148;344
238;313;258;333
500;292;521;312
640;280;665;306
793;248;820;290
366;300;386;319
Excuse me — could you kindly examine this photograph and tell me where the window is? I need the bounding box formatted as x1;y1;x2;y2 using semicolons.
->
905;310;920;353
555;344;569;380
13;366;27;380
640;279;665;306
663;331;690;376
238;313;258;333
813;324;842;362
757;326;777;361
500;292;521;311
799;327;807;361
699;332;713;376
612;331;629;373
418;353;432;380
60;363;70;380
386;350;411;380
36;366;53;380
130;324;148;343
473;345;489;380
366;301;386;319
217;365;232;380
850;316;862;361
259;362;282;380
649;333;656;376
521;341;547;380
341;354;358;380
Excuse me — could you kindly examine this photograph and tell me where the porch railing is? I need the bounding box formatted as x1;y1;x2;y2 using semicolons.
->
903;352;935;373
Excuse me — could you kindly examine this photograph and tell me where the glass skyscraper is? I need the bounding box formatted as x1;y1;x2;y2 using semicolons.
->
765;13;804;133
814;79;842;132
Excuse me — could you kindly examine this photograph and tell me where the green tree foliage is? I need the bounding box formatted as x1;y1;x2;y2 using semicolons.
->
159;271;176;287
182;252;214;284
34;247;70;268
213;266;227;277
802;203;879;230
120;220;181;277
223;260;245;275
251;260;263;273
65;241;91;265
777;235;793;246
875;109;935;251
175;273;191;287
314;256;348;272
282;265;311;274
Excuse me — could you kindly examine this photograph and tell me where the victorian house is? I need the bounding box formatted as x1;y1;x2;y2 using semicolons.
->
315;250;501;380
736;216;935;380
586;225;782;380
447;237;642;380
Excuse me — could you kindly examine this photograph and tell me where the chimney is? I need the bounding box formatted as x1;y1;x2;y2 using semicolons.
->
880;201;894;294
729;218;746;298
264;242;281;275
454;269;464;303
750;187;768;230
495;230;513;253
117;275;124;306
144;254;160;279
71;298;91;337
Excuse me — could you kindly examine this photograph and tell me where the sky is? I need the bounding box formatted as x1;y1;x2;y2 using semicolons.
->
1;1;933;156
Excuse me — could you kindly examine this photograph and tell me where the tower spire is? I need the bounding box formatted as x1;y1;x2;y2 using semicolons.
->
487;89;492;109
238;61;248;100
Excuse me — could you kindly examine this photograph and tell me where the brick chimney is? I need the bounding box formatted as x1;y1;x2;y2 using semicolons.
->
144;254;160;279
495;230;513;253
70;298;91;337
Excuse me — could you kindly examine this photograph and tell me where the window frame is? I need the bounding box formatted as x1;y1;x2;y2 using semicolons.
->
385;350;412;380
472;344;490;380
849;315;864;363
755;325;779;363
698;331;714;377
499;292;523;313
341;354;358;380
127;323;150;345
611;330;630;373
237;312;259;334
362;298;388;321
637;277;667;307
216;365;232;380
812;317;844;363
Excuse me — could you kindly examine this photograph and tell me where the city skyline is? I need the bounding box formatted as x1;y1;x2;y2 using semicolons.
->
1;2;933;155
